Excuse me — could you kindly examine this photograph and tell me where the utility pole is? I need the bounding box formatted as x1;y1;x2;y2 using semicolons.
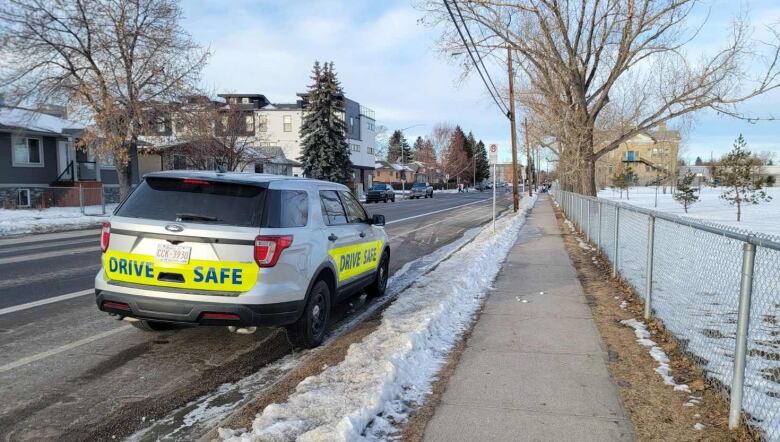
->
507;46;520;212
524;117;532;197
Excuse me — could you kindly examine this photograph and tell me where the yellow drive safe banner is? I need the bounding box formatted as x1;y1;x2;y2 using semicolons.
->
329;240;384;282
103;250;258;292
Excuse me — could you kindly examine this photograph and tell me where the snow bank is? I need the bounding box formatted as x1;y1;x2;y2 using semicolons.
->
221;196;538;441
621;319;690;392
0;205;115;236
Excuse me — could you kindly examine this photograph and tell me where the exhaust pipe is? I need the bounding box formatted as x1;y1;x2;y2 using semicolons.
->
227;326;257;335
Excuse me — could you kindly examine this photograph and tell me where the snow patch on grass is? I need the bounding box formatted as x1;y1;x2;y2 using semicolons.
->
621;318;690;393
221;196;538;441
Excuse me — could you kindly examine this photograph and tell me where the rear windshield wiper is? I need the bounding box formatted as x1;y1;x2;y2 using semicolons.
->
176;212;221;222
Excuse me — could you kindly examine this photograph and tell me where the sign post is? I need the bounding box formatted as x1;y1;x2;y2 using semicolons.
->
489;144;498;233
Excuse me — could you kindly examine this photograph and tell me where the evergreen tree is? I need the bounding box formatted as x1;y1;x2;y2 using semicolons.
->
695;156;703;166
465;132;477;183
475;140;490;182
713;134;772;221
298;61;352;184
387;130;411;163
673;171;699;213
611;166;633;199
411;136;437;165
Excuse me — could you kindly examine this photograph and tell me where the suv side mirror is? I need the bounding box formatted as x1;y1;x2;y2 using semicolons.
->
370;214;386;226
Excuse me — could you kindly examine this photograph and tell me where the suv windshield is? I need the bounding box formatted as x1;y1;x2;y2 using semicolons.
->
412;183;426;188
370;184;387;191
115;177;266;227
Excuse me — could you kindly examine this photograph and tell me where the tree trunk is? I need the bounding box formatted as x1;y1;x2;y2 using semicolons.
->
116;159;132;201
580;127;597;196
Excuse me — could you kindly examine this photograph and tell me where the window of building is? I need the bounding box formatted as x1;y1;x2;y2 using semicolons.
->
172;154;188;170
257;115;268;132
242;97;250;104
245;114;254;132
17;189;31;208
12;137;43;167
99;154;116;168
367;146;375;155
367;121;375;131
319;190;348;225
283;115;292;132
349;117;354;132
351;143;360;152
157;119;166;133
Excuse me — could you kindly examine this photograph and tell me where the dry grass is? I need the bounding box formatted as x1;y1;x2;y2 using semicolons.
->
553;204;755;442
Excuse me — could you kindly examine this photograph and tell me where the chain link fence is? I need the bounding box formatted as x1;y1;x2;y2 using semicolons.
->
553;188;780;441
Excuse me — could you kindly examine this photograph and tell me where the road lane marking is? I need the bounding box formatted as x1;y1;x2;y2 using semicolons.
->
0;264;101;289
0;325;131;374
0;289;93;316
0;229;100;247
388;204;491;239
0;245;98;265
385;198;494;225
0;236;97;255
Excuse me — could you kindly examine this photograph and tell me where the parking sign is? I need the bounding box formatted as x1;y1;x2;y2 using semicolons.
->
489;144;498;164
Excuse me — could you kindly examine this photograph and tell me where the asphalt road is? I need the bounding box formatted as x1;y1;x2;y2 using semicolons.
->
0;190;514;441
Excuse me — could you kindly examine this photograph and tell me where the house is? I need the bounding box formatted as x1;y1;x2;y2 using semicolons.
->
595;122;681;188
677;165;711;186
138;92;378;192
405;161;446;185
374;160;415;186
0;104;119;209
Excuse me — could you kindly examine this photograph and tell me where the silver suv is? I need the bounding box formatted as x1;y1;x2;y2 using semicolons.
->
95;171;390;347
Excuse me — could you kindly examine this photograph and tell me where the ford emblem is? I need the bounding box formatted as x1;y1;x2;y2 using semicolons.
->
165;224;184;232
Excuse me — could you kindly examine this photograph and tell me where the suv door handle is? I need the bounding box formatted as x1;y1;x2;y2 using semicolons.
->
359;232;366;238
328;233;338;242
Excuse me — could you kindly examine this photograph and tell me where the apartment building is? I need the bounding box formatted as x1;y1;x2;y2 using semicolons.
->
595;122;681;188
139;93;378;193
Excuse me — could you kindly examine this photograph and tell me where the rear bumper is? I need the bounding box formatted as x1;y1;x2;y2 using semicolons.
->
96;289;303;327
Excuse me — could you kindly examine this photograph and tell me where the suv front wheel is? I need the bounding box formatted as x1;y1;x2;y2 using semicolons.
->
366;251;389;298
289;279;331;348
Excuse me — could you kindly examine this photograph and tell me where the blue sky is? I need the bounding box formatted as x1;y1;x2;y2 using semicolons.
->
181;0;780;164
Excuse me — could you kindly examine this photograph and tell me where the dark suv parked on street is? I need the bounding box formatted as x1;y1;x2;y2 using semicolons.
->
366;183;396;203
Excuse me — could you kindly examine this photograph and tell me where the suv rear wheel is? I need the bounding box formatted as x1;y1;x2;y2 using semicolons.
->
366;251;389;298
289;279;331;348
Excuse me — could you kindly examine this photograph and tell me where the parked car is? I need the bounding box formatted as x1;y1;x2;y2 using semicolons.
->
95;171;390;348
410;182;434;199
366;183;396;203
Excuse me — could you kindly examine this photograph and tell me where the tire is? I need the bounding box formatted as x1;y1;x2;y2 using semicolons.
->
365;251;389;298
289;279;331;348
392;196;396;202
131;319;178;332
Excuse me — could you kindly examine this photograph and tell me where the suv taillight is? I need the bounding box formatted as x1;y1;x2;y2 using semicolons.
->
254;235;293;267
100;222;111;252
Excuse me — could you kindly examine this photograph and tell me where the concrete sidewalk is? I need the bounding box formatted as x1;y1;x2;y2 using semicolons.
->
423;195;633;441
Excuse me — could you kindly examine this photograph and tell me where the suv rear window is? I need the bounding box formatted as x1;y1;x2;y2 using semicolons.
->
116;177;266;227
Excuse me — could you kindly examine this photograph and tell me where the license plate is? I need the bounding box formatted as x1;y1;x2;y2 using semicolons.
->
155;244;191;264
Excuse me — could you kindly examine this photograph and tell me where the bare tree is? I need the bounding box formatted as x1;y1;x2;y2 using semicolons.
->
0;0;209;198
429;122;454;180
175;99;262;172
425;0;780;195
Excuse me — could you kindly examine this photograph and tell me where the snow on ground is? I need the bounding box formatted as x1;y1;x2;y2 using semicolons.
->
0;205;115;236
598;186;780;237
621;319;690;393
221;196;538;441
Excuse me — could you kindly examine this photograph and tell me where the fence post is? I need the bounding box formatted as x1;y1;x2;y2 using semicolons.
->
101;187;106;215
79;185;84;215
586;199;591;241
644;215;656;320
729;241;757;430
597;201;602;251
612;205;620;278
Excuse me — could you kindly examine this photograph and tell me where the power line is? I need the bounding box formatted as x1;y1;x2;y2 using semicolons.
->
443;0;510;119
451;0;508;116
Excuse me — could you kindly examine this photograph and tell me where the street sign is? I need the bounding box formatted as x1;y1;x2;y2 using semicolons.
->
489;143;498;164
